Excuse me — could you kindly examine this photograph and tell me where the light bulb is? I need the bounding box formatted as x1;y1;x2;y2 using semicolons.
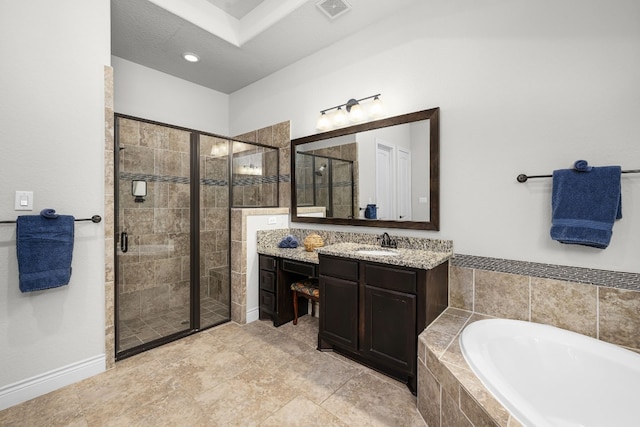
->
349;103;364;122
333;107;347;127
316;112;330;131
183;52;199;63
369;96;384;118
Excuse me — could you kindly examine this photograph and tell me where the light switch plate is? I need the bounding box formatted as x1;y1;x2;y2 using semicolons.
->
15;191;33;211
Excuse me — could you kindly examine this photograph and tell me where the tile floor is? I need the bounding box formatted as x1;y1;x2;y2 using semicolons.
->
118;297;230;352
0;315;426;426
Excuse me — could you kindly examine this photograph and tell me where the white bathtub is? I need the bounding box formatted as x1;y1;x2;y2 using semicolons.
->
460;319;640;427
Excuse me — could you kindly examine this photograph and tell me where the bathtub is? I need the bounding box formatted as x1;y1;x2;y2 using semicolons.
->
460;319;640;427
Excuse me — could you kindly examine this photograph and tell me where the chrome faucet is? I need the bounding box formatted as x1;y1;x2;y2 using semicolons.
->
379;232;397;249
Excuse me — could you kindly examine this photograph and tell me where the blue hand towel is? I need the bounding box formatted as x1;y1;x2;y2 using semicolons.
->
278;235;299;249
550;163;622;249
17;212;75;292
40;208;59;219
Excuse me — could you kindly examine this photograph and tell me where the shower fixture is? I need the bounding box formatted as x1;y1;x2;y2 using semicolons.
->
131;180;147;203
315;164;327;176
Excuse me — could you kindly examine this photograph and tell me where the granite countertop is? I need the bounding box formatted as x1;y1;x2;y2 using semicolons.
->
257;246;320;264
256;229;453;270
316;242;452;270
257;243;451;270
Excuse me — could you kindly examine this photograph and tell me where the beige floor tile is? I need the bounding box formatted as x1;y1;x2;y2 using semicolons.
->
261;395;348;426
164;349;251;395
279;348;362;405
1;317;425;427
277;315;320;347
193;375;283;426
0;386;85;427
322;371;426;427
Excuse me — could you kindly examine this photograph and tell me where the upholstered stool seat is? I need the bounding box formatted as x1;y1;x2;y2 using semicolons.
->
290;278;319;325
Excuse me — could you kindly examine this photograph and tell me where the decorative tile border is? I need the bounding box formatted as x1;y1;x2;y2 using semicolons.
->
120;172;192;185
232;174;279;186
452;254;640;291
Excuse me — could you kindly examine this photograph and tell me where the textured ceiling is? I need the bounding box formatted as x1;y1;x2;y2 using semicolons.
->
203;0;265;19
111;0;420;94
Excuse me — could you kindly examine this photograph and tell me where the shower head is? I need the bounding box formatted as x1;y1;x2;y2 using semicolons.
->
315;164;327;176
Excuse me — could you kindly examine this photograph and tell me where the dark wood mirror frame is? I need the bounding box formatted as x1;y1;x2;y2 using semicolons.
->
290;107;439;230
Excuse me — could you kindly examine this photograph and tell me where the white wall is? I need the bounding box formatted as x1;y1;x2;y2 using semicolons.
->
411;120;430;221
0;0;110;408
230;0;640;274
356;124;411;214
112;56;229;135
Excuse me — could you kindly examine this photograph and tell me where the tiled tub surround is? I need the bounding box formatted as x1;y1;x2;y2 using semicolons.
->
418;254;640;426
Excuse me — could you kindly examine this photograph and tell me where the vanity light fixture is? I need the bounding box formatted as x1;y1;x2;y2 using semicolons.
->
183;52;200;63
316;94;383;130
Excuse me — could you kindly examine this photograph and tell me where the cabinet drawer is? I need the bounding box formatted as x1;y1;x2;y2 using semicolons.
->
259;270;276;292
319;255;359;281
259;255;277;271
281;259;317;277
364;263;417;294
260;290;275;314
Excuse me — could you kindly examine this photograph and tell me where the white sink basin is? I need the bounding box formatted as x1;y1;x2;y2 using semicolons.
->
356;249;398;256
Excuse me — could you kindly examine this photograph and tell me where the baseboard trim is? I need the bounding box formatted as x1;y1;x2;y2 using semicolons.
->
0;354;105;411
246;307;259;323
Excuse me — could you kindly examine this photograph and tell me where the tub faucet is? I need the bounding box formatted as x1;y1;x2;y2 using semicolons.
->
379;232;397;249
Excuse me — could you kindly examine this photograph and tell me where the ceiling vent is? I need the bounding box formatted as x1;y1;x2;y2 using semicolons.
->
316;0;352;20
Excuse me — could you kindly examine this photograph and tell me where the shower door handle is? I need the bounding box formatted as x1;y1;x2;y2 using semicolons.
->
120;232;128;253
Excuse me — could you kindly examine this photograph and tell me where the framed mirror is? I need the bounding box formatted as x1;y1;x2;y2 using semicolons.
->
291;107;439;230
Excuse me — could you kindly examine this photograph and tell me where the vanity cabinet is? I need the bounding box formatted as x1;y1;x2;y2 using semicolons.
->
259;254;315;327
318;254;448;394
319;256;359;350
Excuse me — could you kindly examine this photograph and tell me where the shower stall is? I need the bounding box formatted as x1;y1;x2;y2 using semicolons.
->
114;115;278;359
295;152;355;218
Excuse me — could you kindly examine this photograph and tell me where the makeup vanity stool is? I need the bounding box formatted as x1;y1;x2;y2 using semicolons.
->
290;279;319;325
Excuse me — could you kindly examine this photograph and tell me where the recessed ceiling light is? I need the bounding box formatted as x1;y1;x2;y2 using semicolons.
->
183;52;200;63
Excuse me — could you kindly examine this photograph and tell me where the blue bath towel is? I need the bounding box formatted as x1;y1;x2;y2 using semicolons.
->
17;212;75;292
278;235;299;249
550;163;622;249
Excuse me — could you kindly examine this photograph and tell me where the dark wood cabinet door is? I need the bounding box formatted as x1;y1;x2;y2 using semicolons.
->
259;269;276;292
363;284;416;375
320;275;358;350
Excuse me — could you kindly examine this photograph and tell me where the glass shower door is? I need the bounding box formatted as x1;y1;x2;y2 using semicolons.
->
115;118;192;354
199;135;231;328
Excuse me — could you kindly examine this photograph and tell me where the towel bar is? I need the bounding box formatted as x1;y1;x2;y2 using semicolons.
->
0;215;102;224
517;169;640;183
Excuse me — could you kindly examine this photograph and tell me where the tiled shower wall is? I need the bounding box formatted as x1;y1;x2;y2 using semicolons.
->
104;66;115;370
231;121;291;323
231;144;279;208
116;119;193;320
199;135;231;308
295;143;358;219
